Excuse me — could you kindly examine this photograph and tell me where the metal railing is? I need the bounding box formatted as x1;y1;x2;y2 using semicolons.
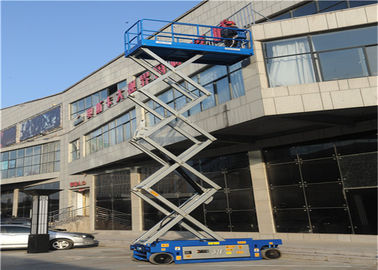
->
95;206;131;230
48;206;89;227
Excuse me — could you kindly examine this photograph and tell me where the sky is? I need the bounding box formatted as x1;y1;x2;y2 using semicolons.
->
1;0;200;109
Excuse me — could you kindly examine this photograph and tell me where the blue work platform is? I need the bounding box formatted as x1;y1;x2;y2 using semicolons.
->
124;19;254;65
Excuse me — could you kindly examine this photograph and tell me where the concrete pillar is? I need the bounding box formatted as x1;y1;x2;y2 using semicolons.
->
248;150;276;234
90;175;95;232
130;167;143;232
12;189;19;217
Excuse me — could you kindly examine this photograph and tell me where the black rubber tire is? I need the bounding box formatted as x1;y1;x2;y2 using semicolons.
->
50;238;74;250
148;253;174;264
261;248;281;259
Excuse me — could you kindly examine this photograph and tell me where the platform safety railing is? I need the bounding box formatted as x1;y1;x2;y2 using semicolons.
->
124;18;253;57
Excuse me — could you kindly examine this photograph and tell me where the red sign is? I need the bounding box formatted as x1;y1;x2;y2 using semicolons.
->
70;181;87;188
83;61;182;121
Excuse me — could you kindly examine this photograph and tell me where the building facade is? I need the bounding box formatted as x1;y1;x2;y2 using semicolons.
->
1;0;377;242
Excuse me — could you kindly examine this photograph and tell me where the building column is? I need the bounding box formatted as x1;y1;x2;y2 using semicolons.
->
248;150;275;234
12;189;19;217
90;176;95;231
130;167;143;232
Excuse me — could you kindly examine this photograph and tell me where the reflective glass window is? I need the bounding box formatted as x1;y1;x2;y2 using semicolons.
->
349;0;377;8
266;163;301;186
305;182;346;207
346;188;377;234
201;84;215;110
230;70;245;98
230;210;258;232
205;211;230;231
271;12;291;21
204;191;227;211
216;77;231;104
263;146;297;164
319;1;347;12
293;2;317;17
270;185;306;209
339;152;377;188
318;48;369;81
312;26;378;51
335;136;377;155
366;45;378;75
229;189;255;210
274;209;310;232
296;143;335;160
226;168;252;189
301;158;340;183
310;208;352;233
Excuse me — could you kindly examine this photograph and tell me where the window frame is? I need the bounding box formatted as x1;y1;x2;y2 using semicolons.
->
263;25;378;87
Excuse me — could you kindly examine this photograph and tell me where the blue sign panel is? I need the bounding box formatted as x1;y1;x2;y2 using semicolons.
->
20;106;61;141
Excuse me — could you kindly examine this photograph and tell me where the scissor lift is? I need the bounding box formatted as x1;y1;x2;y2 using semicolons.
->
124;19;282;264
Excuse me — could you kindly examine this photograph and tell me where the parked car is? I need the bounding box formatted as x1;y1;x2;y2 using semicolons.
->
1;217;31;226
0;224;98;250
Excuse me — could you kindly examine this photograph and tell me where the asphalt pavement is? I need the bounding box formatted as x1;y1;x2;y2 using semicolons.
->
1;246;377;270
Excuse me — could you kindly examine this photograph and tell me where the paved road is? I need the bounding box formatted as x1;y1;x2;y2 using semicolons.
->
1;247;376;270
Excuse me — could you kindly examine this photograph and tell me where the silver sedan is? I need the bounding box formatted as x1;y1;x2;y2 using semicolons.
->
0;224;99;250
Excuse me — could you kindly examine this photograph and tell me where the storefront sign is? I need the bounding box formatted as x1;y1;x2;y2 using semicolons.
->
79;61;181;123
20;106;61;141
0;125;16;147
70;181;87;188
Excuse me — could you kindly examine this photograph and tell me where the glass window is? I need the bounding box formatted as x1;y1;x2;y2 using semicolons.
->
293;2;317;17
296;143;335;160
305;182;346;207
9;151;16;160
17;149;24;158
318;48;369;81
265;37;311;58
230;210;258;232
229;190;255;210
205;211;230;231
266;163;301;186
366;45;378;75
200;66;227;85
301;158;340;183
230;70;245;98
77;99;84;113
201;84;215;110
349;0;377;8
117;80;127;90
319;1;348;12
84;96;92;109
226;168;252;189
1;161;8;170
336;136;377;155
215;77;231;104
271;12;291;21
318;1;343;11
312;26;377;51
310;208;352;234
263;146;297;164
267;54;316;87
25;147;33;156
346;187;377;235
270;185;306;209
339;152;377;188
100;89;108;101
8;160;16;169
274;209;310;232
92;93;100;105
